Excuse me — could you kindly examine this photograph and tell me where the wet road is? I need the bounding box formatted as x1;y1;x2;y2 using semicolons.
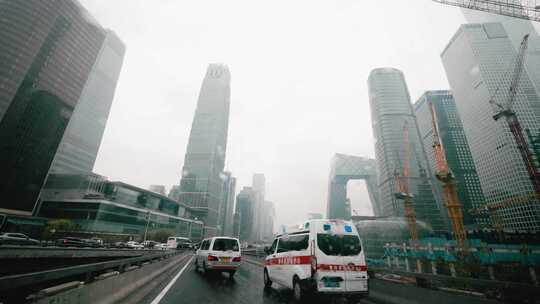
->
144;256;374;304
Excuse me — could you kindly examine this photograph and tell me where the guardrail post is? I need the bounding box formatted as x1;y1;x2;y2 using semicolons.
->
449;262;456;278
529;267;538;285
386;256;392;268
416;259;422;273
405;258;410;272
488;265;495;280
393;256;400;269
430;261;437;275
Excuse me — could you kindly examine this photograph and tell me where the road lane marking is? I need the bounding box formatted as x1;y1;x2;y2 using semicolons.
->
150;256;193;304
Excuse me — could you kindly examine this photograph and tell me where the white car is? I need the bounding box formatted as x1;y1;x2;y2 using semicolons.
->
125;241;144;249
155;243;169;250
263;219;368;303
195;237;241;278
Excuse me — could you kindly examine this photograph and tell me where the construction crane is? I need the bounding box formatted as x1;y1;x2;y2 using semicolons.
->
394;121;419;243
490;34;540;197
470;192;540;235
432;0;540;22
429;101;468;251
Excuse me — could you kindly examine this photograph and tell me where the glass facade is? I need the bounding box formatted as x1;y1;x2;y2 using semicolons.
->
234;187;255;242
179;64;231;236
0;1;106;215
49;30;125;174
368;68;447;233
37;174;204;240
326;154;380;219
219;172;236;237
441;23;540;230
415;91;487;229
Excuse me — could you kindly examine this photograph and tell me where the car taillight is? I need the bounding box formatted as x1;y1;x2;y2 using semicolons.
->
64;240;68;244
232;257;241;262
311;255;317;277
208;255;219;261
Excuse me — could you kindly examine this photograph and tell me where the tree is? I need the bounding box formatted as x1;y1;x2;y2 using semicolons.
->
42;219;77;240
146;229;175;243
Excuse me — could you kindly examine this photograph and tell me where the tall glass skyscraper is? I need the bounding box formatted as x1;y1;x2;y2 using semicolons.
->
0;0;107;215
462;7;540;97
179;64;231;236
414;91;487;229
49;31;125;174
368;68;447;233
441;23;540;230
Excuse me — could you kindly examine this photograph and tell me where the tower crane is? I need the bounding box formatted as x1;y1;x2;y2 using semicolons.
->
470;34;540;232
429;101;468;251
432;0;540;22
394;121;419;243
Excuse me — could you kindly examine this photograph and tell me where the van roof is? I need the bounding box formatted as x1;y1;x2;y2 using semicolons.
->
277;219;356;237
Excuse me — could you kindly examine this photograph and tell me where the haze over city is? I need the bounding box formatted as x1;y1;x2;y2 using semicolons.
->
76;0;476;227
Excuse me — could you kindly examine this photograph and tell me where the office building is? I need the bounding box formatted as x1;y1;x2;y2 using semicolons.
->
149;185;167;196
49;31;125;174
441;23;540;230
178;64;231;237
462;7;540;96
308;213;324;220
0;0;108;215
251;173;266;242
37;174;204;241
219;172;236;236
368;68;447;233
414;91;486;229
234;187;256;242
261;200;275;241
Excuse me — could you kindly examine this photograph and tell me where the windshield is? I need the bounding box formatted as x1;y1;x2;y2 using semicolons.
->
317;234;362;256
212;239;239;252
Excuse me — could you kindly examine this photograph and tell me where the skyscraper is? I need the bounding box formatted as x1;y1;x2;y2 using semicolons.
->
219;172;236;237
49;31;125;174
368;68;447;233
0;0;107;215
149;185;167;196
414;91;486;229
261;200;275;241
251;173;266;242
441;23;540;230
179;64;231;236
234;187;256;242
462;7;540;96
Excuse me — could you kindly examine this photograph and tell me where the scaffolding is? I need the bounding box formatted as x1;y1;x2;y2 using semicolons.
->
432;0;540;22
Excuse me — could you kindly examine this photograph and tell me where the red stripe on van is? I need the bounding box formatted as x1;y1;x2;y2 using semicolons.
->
317;264;367;272
265;255;311;266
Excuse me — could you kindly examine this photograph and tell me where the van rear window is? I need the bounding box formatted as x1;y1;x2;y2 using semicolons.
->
317;234;361;256
212;238;239;251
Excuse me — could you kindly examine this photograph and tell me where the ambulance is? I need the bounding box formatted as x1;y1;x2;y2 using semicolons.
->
263;219;368;303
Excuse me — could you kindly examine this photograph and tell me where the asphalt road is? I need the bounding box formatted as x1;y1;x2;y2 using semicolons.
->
142;256;375;304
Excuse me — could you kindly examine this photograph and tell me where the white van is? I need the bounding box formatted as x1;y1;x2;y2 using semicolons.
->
167;236;190;249
195;237;242;278
263;219;368;302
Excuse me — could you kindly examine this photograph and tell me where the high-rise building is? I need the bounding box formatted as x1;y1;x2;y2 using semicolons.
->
441;23;540;230
149;185;167;196
261;201;275;241
462;7;540;96
251;173;266;242
414;91;486;229
168;185;181;201
49;31;125;174
308;213;324;220
0;1;108;215
234;187;256;242
368;68;447;233
178;64;231;236
219;172;236;236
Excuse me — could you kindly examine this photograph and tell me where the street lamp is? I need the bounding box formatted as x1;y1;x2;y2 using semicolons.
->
143;211;151;242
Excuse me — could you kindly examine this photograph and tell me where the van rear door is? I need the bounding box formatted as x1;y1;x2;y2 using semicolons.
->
316;232;347;292
340;234;368;292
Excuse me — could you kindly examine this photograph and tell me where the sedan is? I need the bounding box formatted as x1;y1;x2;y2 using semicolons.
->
125;241;144;249
0;233;40;246
56;237;87;247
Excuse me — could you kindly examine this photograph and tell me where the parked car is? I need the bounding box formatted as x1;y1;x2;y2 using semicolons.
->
83;238;103;248
155;243;168;250
142;240;158;248
195;237;241;278
0;233;40;246
125;241;144;249
56;237;87;247
112;241;127;249
263;219;368;303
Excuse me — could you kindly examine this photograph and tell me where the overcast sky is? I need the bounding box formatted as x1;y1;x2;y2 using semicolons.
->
81;0;471;227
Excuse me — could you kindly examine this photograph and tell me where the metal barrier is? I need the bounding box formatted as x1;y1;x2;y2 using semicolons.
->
0;250;183;293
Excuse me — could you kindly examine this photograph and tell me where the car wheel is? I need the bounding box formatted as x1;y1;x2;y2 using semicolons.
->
194;259;199;271
202;262;208;276
263;268;272;288
293;277;309;303
228;270;236;279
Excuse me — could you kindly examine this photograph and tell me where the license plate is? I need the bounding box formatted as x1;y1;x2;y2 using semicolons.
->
221;257;231;262
324;281;340;288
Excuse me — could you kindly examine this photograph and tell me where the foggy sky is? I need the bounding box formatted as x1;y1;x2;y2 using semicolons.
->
80;0;472;227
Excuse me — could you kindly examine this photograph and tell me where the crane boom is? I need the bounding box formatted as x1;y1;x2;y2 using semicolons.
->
394;121;419;243
432;0;540;22
429;101;468;251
